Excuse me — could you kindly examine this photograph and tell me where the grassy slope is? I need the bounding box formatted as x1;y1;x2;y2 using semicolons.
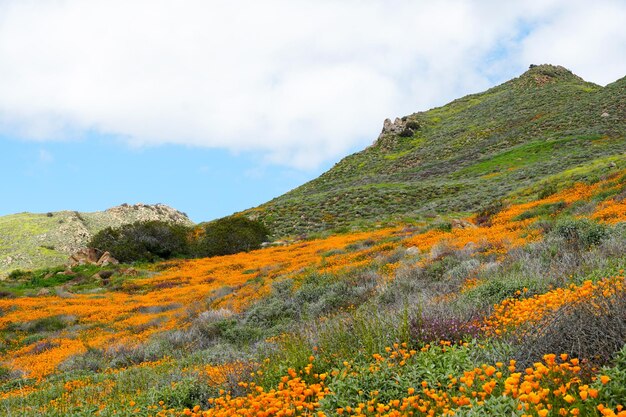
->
244;65;626;237
0;212;79;275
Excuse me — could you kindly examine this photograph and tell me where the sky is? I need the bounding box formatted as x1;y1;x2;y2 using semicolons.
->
0;0;625;222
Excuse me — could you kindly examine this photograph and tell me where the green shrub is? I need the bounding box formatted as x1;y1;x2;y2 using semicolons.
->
513;201;566;220
89;221;191;263
12;315;73;333
147;377;213;409
597;344;626;408
475;201;505;226
321;344;475;411
194;217;269;257
405;120;421;130
398;128;414;137
7;269;30;280
552;218;609;249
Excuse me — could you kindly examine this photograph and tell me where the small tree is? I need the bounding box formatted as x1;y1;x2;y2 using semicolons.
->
89;221;191;262
194;217;269;257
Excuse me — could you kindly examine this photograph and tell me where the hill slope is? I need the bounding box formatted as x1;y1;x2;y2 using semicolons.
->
2;65;626;417
0;204;193;276
244;65;626;237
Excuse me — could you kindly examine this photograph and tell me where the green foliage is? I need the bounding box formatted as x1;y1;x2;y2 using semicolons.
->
9;315;73;333
147;377;213;409
194;217;269;257
321;344;475;411
218;320;263;347
453;396;524;417
89;221;190;263
552;218;609;249
513;201;566;221
7;269;30;280
597;344;626;408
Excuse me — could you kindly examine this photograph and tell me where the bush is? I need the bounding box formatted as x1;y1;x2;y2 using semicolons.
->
410;312;482;346
513;288;626;369
598;344;626;408
552;218;609;249
7;269;30;280
194;217;269;257
398;128;414;137
89;221;191;262
474;201;505;226
405;120;421;130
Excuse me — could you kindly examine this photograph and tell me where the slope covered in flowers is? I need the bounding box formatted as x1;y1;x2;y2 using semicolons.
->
1;170;626;416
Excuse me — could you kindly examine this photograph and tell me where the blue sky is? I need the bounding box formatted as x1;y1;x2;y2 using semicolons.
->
0;0;625;223
0;134;333;222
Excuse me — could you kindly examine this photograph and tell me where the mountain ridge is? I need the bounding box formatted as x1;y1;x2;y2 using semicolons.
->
241;64;626;237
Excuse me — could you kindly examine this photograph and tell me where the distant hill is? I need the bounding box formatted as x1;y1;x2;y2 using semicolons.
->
242;64;626;237
0;204;193;276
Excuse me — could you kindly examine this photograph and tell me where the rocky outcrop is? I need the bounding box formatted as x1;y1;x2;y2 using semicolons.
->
373;116;422;150
68;248;101;266
381;117;407;136
102;203;191;226
67;249;119;267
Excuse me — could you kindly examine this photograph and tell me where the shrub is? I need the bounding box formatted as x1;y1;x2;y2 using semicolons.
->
89;221;191;262
148;377;213;409
7;269;30;280
0;365;17;381
405;120;421;130
538;183;558;199
552;218;609;249
598;344;626;408
474;200;505;226
16;315;74;333
513;287;626;369
60;347;107;373
398;128;414;137
194;217;269;257
513;201;566;221
410;312;482;346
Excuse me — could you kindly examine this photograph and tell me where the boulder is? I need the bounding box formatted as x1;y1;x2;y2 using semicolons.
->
36;288;51;296
97;251;119;266
119;267;139;277
405;246;420;256
68;248;100;266
451;219;477;229
92;270;114;280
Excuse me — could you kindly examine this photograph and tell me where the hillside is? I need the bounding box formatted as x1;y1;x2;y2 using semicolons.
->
244;65;626;237
1;168;625;416
1;65;626;417
0;204;193;277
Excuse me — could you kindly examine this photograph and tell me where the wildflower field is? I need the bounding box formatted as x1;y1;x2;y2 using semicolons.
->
1;170;626;416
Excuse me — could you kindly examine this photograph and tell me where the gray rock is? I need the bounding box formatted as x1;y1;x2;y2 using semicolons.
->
405;246;420;256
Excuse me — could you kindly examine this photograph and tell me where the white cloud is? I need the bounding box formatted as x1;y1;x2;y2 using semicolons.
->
0;0;624;169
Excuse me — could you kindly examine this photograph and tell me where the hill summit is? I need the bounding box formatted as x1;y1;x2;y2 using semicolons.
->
243;64;626;237
0;203;192;276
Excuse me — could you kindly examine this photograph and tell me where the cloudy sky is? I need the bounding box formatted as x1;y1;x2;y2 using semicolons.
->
1;0;625;221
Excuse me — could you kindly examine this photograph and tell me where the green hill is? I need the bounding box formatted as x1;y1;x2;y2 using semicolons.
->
244;65;626;237
0;204;193;277
2;64;626;417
